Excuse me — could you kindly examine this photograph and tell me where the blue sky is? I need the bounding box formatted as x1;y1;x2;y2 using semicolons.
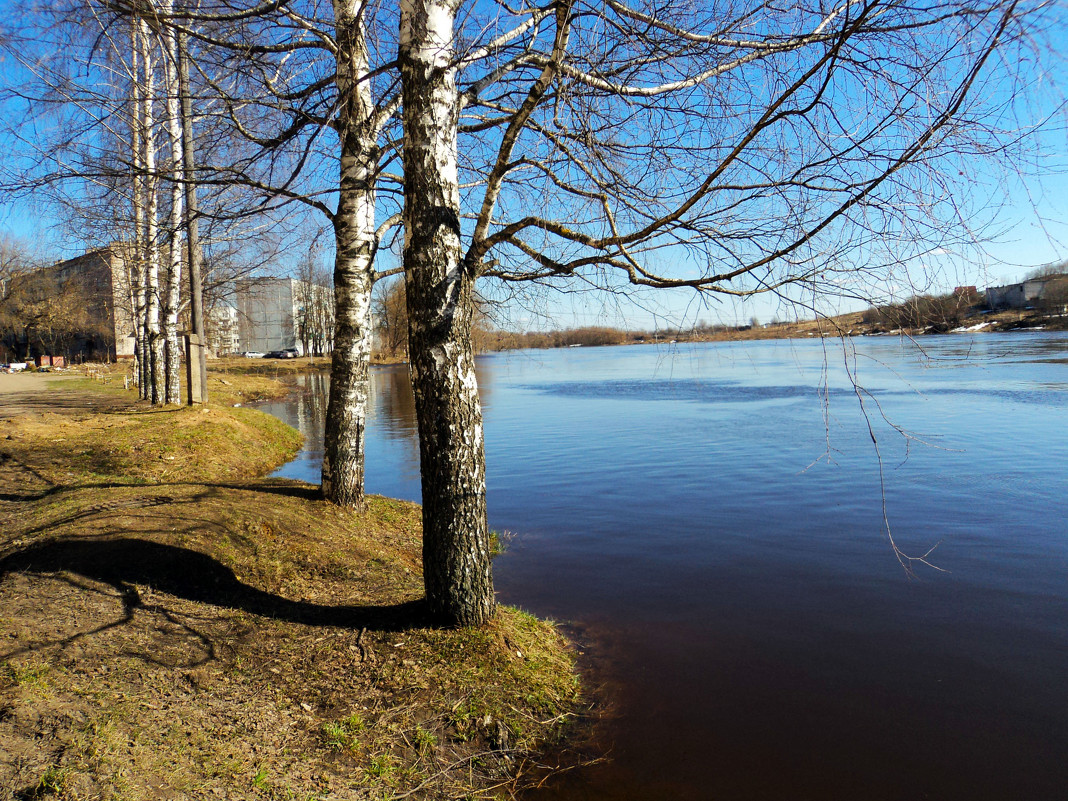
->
2;0;1066;332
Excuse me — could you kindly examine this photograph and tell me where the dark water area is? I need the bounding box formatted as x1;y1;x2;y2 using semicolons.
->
256;333;1068;801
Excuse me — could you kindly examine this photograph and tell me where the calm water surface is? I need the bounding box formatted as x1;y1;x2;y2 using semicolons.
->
257;333;1068;801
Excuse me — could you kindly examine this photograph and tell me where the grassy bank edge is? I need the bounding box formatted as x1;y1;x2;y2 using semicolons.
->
0;375;584;800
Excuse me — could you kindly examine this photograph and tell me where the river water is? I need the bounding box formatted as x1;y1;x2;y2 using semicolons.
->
256;333;1068;801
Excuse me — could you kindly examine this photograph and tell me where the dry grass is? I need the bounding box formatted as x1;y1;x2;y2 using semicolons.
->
3;403;302;486
65;361;301;407
0;379;582;801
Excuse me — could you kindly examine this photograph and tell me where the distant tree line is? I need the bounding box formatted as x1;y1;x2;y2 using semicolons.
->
862;293;976;333
373;316;778;357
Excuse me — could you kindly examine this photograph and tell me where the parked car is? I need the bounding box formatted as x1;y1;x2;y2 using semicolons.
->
281;348;300;359
243;351;265;358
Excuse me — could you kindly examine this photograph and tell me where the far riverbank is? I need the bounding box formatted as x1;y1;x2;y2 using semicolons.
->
470;305;1068;353
213;305;1067;374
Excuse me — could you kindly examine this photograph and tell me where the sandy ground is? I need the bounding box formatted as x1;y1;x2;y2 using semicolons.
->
0;371;64;393
0;372;133;419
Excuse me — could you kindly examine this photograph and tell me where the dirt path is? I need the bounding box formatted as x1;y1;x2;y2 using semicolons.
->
0;372;59;394
0;373;134;419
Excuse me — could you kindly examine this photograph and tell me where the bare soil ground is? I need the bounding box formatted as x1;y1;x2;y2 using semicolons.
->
0;373;133;416
0;375;580;801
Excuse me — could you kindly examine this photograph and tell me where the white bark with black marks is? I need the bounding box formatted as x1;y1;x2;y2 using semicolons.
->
401;0;494;627
129;34;146;398
160;0;184;405
321;0;378;509
137;17;164;405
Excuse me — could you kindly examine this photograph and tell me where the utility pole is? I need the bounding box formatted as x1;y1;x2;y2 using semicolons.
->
177;27;207;404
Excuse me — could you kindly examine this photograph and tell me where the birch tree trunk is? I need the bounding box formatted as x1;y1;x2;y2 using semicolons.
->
129;254;146;397
128;258;144;392
320;0;378;509
137;18;164;405
161;0;184;405
130;20;148;400
400;0;494;626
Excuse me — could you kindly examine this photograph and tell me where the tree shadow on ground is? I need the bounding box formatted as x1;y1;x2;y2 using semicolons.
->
0;537;427;632
214;478;323;500
0;455;323;505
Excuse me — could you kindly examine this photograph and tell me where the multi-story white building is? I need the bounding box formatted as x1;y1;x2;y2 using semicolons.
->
207;303;241;356
234;278;333;355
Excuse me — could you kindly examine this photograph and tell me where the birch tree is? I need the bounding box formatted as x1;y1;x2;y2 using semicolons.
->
320;0;395;507
127;0;405;506
133;16;166;402
401;0;494;625
398;0;1057;624
129;21;150;397
159;0;185;405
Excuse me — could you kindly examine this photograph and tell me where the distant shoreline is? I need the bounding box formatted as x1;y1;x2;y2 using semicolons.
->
458;307;1067;356
205;308;1068;373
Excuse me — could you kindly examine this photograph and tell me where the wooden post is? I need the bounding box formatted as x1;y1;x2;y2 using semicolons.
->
184;333;206;404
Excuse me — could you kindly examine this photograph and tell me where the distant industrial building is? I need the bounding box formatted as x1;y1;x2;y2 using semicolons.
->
985;272;1068;310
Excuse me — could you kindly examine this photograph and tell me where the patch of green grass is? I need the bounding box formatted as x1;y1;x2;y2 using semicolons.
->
252;766;269;791
321;713;365;753
343;712;366;732
365;753;394;781
413;725;437;755
60;374;132;397
30;764;68;797
2;659;51;689
322;723;349;751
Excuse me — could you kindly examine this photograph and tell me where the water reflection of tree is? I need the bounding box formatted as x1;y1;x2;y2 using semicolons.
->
368;363;495;439
474;360;494;412
371;366;417;438
293;372;330;445
286;366;496;481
